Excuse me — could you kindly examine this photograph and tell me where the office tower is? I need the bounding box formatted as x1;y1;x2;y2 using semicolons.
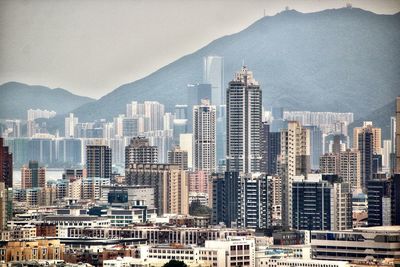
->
211;172;240;227
125;163;189;215
203;56;224;106
319;153;339;174
237;173;271;229
292;176;332;231
305;125;323;170
353;121;382;155
280;121;310;229
86;144;112;179
339;149;361;191
396;96;400;173
168;146;188;170
226;66;262;173
367;179;392;226
193;99;217;173
64;113;78;138
21;161;46;189
179;133;193;169
0;138;13;188
125;137;158;167
355;124;374;191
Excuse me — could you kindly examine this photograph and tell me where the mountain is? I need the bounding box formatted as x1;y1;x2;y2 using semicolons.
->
0;82;95;120
350;99;396;140
71;7;400;128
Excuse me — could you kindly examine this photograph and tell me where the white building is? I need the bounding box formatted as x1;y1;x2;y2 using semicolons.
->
65;113;78;138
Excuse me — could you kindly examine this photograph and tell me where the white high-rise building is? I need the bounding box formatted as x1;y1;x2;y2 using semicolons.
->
226;66;262;173
65;113;78;138
193;99;216;173
144;101;165;132
382;140;392;172
203;56;224;106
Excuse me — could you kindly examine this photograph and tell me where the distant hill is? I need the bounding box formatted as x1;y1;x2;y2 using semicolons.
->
0;82;95;120
70;7;400;130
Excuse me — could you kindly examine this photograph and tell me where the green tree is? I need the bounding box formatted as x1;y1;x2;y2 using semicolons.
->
189;199;212;216
162;259;188;267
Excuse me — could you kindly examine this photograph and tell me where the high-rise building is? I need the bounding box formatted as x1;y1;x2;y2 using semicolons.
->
125;163;189;215
188;170;209;194
396;96;400;173
382;140;392;172
353;121;382;155
237;173;271;229
21;161;46;189
179;133;193;169
367;179;392;226
339;149;361;191
226;66;262;173
319;153;339;175
0;182;12;230
144;101;165;132
280;121;310;229
268;175;282;226
260;122;270;173
193;99;216;173
216;105;227;167
305;125;323;170
0;138;13;189
355;124;374;191
64;113;78;138
86;144;112;179
211;172;240;227
125;137;158;167
268;132;281;175
203;56;224;106
168;145;188;170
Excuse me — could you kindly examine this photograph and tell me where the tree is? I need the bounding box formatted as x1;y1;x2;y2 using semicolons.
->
162;259;188;267
189;198;212;216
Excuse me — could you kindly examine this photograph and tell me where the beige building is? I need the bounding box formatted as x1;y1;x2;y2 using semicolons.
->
339;149;361;191
319;153;340;174
280;121;310;228
0;239;64;263
126;163;189;215
353;121;382;154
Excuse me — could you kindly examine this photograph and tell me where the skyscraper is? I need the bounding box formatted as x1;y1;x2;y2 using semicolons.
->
203;56;224;106
367;179;392;226
226;66;262;173
193;99;217;173
0;138;13;189
353;121;382;155
21;161;46;189
319;153;340;175
125;137;158;167
64;113;78;138
355;124;374;191
86;144;112;179
280;121;310;229
339;149;361;191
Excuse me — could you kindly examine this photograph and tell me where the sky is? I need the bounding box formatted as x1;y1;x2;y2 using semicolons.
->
0;0;399;99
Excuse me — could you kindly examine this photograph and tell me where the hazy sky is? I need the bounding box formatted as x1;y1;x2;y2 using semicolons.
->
1;0;399;99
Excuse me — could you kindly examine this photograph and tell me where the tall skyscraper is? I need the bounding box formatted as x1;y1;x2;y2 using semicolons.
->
203;56;224;106
125;137;158;167
193;99;217;173
226;66;262;173
64;113;78;138
86;144;112;179
354;124;374;191
0;138;13;189
21;161;46;189
367;179;392;226
396;96;400;173
353;121;382;155
280;121;310;229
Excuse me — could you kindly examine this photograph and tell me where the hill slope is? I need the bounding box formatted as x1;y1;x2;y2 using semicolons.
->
0;82;95;120
72;7;400;124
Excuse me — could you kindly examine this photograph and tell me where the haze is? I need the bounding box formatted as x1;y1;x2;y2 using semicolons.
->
0;0;399;99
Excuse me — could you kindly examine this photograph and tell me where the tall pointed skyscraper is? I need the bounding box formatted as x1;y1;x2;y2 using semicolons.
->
226;66;262;173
